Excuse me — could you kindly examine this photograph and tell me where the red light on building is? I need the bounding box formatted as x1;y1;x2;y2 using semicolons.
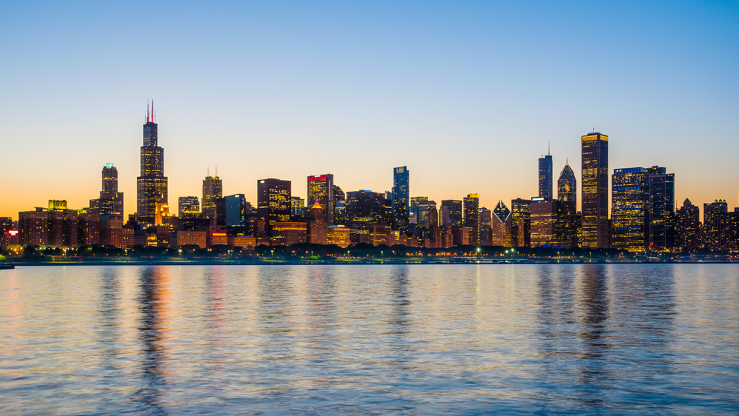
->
308;175;328;181
212;232;227;237
8;230;18;236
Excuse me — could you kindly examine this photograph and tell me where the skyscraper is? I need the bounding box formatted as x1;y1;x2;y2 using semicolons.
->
441;200;463;226
676;198;700;252
464;194;480;246
557;162;576;204
511;198;531;248
202;171;223;222
491;201;513;246
704;199;729;251
257;178;291;236
539;151;553;199
392;166;410;231
307;174;334;223
479;207;492;245
136;102;168;226
581;132;609;248
646;166;675;250
611;167;649;251
224;194;249;228
178;196;200;218
90;164;124;218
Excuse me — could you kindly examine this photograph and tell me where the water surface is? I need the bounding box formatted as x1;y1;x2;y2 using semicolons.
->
1;264;738;414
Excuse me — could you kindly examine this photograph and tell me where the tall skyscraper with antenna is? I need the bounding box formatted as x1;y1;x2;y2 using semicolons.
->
538;143;553;199
136;101;168;226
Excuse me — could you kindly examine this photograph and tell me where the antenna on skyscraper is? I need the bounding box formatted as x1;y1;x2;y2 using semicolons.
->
151;100;154;123
548;140;550;155
216;166;218;177
207;166;210;177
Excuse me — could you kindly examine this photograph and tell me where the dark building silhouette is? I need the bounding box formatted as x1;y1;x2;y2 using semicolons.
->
90;164;124;218
581;132;609;248
441;200;463;227
676;198;700;252
479;206;492;245
307;174;334;224
257;178;291;236
557;162;576;205
646;166;675;250
392;166;410;231
136;102;168;226
346;190;390;226
611;167;649;251
224;194;249;228
539;152;553;199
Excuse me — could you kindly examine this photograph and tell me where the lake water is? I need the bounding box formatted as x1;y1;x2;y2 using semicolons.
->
1;264;738;414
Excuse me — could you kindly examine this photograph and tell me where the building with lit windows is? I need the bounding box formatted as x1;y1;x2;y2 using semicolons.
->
491;201;513;247
539;153;553;199
307;174;334;223
530;198;577;249
291;197;305;218
346;190;390;226
202;172;223;222
511;198;531;248
676;198;700;252
441;200;462;226
392;166;410;231
136;103;168;226
704;200;729;251
646;166;675;250
581;132;609;248
178;196;200;218
225;194;249;228
464;194;480;246
271;222;308;246
257;178;291;236
611;167;649;251
557;163;576;205
90;164;124;218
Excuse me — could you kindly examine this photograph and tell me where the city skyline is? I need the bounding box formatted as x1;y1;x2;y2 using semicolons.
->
1;2;738;219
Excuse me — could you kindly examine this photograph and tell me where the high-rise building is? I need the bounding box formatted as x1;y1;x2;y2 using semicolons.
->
136;102;168;226
178;196;200;218
410;197;436;228
291;197;305;218
611;167;649;251
202;171;223;222
703;199;729;251
530;198;577;249
581;132;609;248
225;194;249;228
646;166;675;250
511;198;531;248
539;152;553;199
90;164;124;218
307;174;334;224
257;178;291;236
392;167;410;231
346;190;390;226
557;162;576;205
464;194;480;246
491;201;513;247
441;200;463;226
676;198;700;252
479;207;492;245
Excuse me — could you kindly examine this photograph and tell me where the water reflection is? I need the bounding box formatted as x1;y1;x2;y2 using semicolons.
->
134;266;172;414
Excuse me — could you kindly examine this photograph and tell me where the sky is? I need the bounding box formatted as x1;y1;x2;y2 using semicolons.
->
1;1;738;220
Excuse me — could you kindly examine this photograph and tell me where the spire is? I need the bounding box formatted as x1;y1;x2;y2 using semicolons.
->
207;166;210;177
548;140;550;155
151;100;154;123
146;99;150;123
215;165;218;177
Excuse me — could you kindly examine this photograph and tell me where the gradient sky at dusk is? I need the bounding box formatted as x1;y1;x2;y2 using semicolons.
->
1;1;738;220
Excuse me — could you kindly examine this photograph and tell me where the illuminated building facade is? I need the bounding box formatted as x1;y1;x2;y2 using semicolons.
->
441;200;463;226
0;217;11;248
557;163;576;205
581;132;609;248
178;196;200;218
410;197;436;227
257;178;291;236
491;201;513;247
307;174;334;223
327;226;351;248
463;194;480;246
90;164;124;218
308;202;328;245
539;153;553;199
346;190;390;226
479;207;492;245
137;103;168;226
392;166;410;231
530;198;577;248
676;198;700;252
611;167;649;251
271;222;308;246
291;197;305;218
703;200;729;251
511;198;531;248
225;194;248;228
646;166;675;250
202;172;223;222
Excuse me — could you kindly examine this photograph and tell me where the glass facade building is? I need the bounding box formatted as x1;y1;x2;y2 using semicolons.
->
539;154;553;199
346;190;390;226
440;200;463;226
557;163;576;205
463;194;480;246
307;174;334;224
178;196;200;219
611;167;649;251
257;178;292;236
646;166;675;250
581;132;609;248
392;166;410;231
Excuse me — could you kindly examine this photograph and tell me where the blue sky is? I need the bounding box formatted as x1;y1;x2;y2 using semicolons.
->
1;1;737;217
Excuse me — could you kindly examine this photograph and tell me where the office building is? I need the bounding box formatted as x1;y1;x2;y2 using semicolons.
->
0;217;11;248
646;166;675;250
291;197;305;218
308;202;328;245
539;152;553;199
611;167;649;251
346;190;390;226
676;199;700;252
464;194;480;246
90;164;124;218
581;132;609;248
178;196;200;218
491;201;513;247
441;200;463;226
257;178;291;236
530;198;577;249
271;222;308;246
511;198;531;248
202;171;223;222
225;194;249;228
327;226;351;248
704;200;729;251
558;162;576;204
392;166;410;231
479;207;492;245
307;174;334;223
136;102;168;226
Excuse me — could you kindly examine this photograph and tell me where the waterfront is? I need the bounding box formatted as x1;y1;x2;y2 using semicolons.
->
1;264;738;414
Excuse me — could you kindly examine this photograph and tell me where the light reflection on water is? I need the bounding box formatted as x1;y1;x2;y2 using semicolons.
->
1;264;738;414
